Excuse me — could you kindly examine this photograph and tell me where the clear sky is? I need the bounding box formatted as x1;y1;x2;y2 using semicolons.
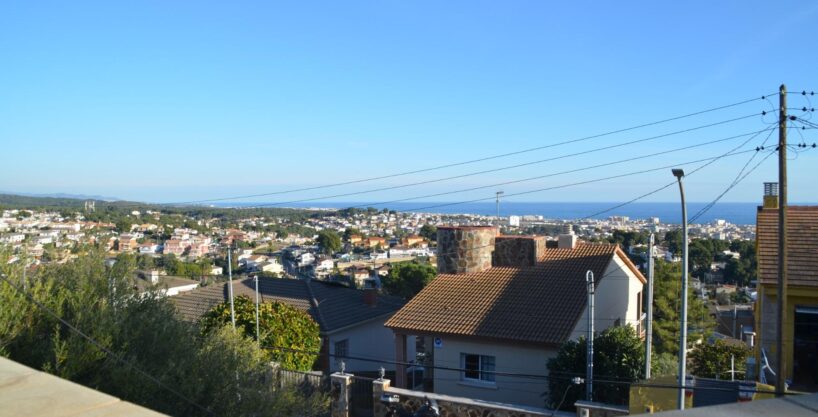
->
1;1;817;205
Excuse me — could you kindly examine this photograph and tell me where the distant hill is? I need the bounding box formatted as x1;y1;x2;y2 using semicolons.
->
0;191;120;201
0;193;103;209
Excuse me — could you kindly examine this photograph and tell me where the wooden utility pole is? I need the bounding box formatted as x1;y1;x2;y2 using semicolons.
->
776;84;788;396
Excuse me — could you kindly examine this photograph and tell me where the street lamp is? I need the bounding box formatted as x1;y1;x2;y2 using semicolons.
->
495;191;504;223
672;168;689;410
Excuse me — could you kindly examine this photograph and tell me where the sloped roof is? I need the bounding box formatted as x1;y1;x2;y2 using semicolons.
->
757;206;818;287
386;243;641;345
171;277;405;334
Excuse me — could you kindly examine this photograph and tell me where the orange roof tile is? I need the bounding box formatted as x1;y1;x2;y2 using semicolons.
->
757;206;818;287
385;243;639;345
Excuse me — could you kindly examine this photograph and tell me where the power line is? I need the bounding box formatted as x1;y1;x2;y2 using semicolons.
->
192;114;768;208
370;120;774;216
149;95;773;206
260;127;774;210
690;149;775;223
551;126;771;222
0;273;219;417
393;148;765;214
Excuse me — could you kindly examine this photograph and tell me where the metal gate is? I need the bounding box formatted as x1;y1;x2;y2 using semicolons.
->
350;375;374;417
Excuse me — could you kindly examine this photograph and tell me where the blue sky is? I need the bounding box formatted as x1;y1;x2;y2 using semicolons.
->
1;1;817;204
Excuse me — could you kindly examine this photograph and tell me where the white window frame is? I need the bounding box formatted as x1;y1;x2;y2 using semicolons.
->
460;353;496;383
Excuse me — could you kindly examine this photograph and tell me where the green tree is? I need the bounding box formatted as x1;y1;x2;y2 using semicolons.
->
382;261;437;299
115;218;133;233
689;340;751;379
689;240;714;277
722;240;756;286
160;253;180;275
201;296;321;371
112;252;137;280
343;227;362;241
608;230;650;250
419;224;437;242
652;259;715;355
663;229;683;256
315;230;341;254
546;326;644;409
136;254;156;270
0;250;327;417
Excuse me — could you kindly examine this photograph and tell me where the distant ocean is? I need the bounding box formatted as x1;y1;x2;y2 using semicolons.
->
208;201;797;225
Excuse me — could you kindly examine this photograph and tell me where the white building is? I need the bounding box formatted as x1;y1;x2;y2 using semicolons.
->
386;226;646;408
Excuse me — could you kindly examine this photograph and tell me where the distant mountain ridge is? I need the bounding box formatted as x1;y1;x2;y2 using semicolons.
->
0;191;120;201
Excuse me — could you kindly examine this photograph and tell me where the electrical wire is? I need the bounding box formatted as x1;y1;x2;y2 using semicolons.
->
273;128;775;211
196;115;769;208
123;95;774;207
689;150;776;223
391;148;764;214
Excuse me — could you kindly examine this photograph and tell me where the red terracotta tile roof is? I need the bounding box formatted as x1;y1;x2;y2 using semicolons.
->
385;243;640;345
757;206;818;287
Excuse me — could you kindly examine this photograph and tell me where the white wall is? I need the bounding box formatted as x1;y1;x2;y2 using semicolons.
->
571;255;644;338
327;318;416;373
164;283;199;297
431;336;556;408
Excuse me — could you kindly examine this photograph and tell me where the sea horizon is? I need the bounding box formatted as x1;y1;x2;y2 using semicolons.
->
208;201;818;225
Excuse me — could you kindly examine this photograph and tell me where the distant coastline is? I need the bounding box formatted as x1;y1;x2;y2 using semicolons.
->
208;201;810;225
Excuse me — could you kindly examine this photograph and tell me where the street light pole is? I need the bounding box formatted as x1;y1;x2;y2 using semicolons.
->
228;246;236;329
672;168;689;410
586;270;595;402
254;274;260;343
495;191;504;225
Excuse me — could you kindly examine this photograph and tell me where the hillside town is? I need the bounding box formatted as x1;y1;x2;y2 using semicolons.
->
2;185;813;417
3;2;818;416
0;204;755;287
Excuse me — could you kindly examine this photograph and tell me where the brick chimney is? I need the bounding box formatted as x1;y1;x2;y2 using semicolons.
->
763;182;779;209
363;288;377;306
436;226;497;274
558;224;578;249
493;236;545;267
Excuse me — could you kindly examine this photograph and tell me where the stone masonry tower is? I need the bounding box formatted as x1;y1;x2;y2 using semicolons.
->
436;226;497;274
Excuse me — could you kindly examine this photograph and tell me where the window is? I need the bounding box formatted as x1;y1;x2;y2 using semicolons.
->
334;339;348;361
461;353;495;382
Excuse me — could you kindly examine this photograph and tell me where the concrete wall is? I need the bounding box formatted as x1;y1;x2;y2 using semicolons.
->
373;379;571;417
571;256;644;338
430;335;556;408
327;318;416;373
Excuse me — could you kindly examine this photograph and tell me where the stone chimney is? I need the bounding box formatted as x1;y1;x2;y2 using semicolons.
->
493;236;545;267
362;288;377;307
763;182;779;209
436;226;497;274
558;224;578;249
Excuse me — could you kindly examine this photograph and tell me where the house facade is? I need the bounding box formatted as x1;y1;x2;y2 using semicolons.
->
754;185;818;390
172;278;409;374
385;226;646;408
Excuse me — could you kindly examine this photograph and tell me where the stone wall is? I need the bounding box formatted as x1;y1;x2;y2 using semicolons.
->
493;236;545;267
436;226;497;274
